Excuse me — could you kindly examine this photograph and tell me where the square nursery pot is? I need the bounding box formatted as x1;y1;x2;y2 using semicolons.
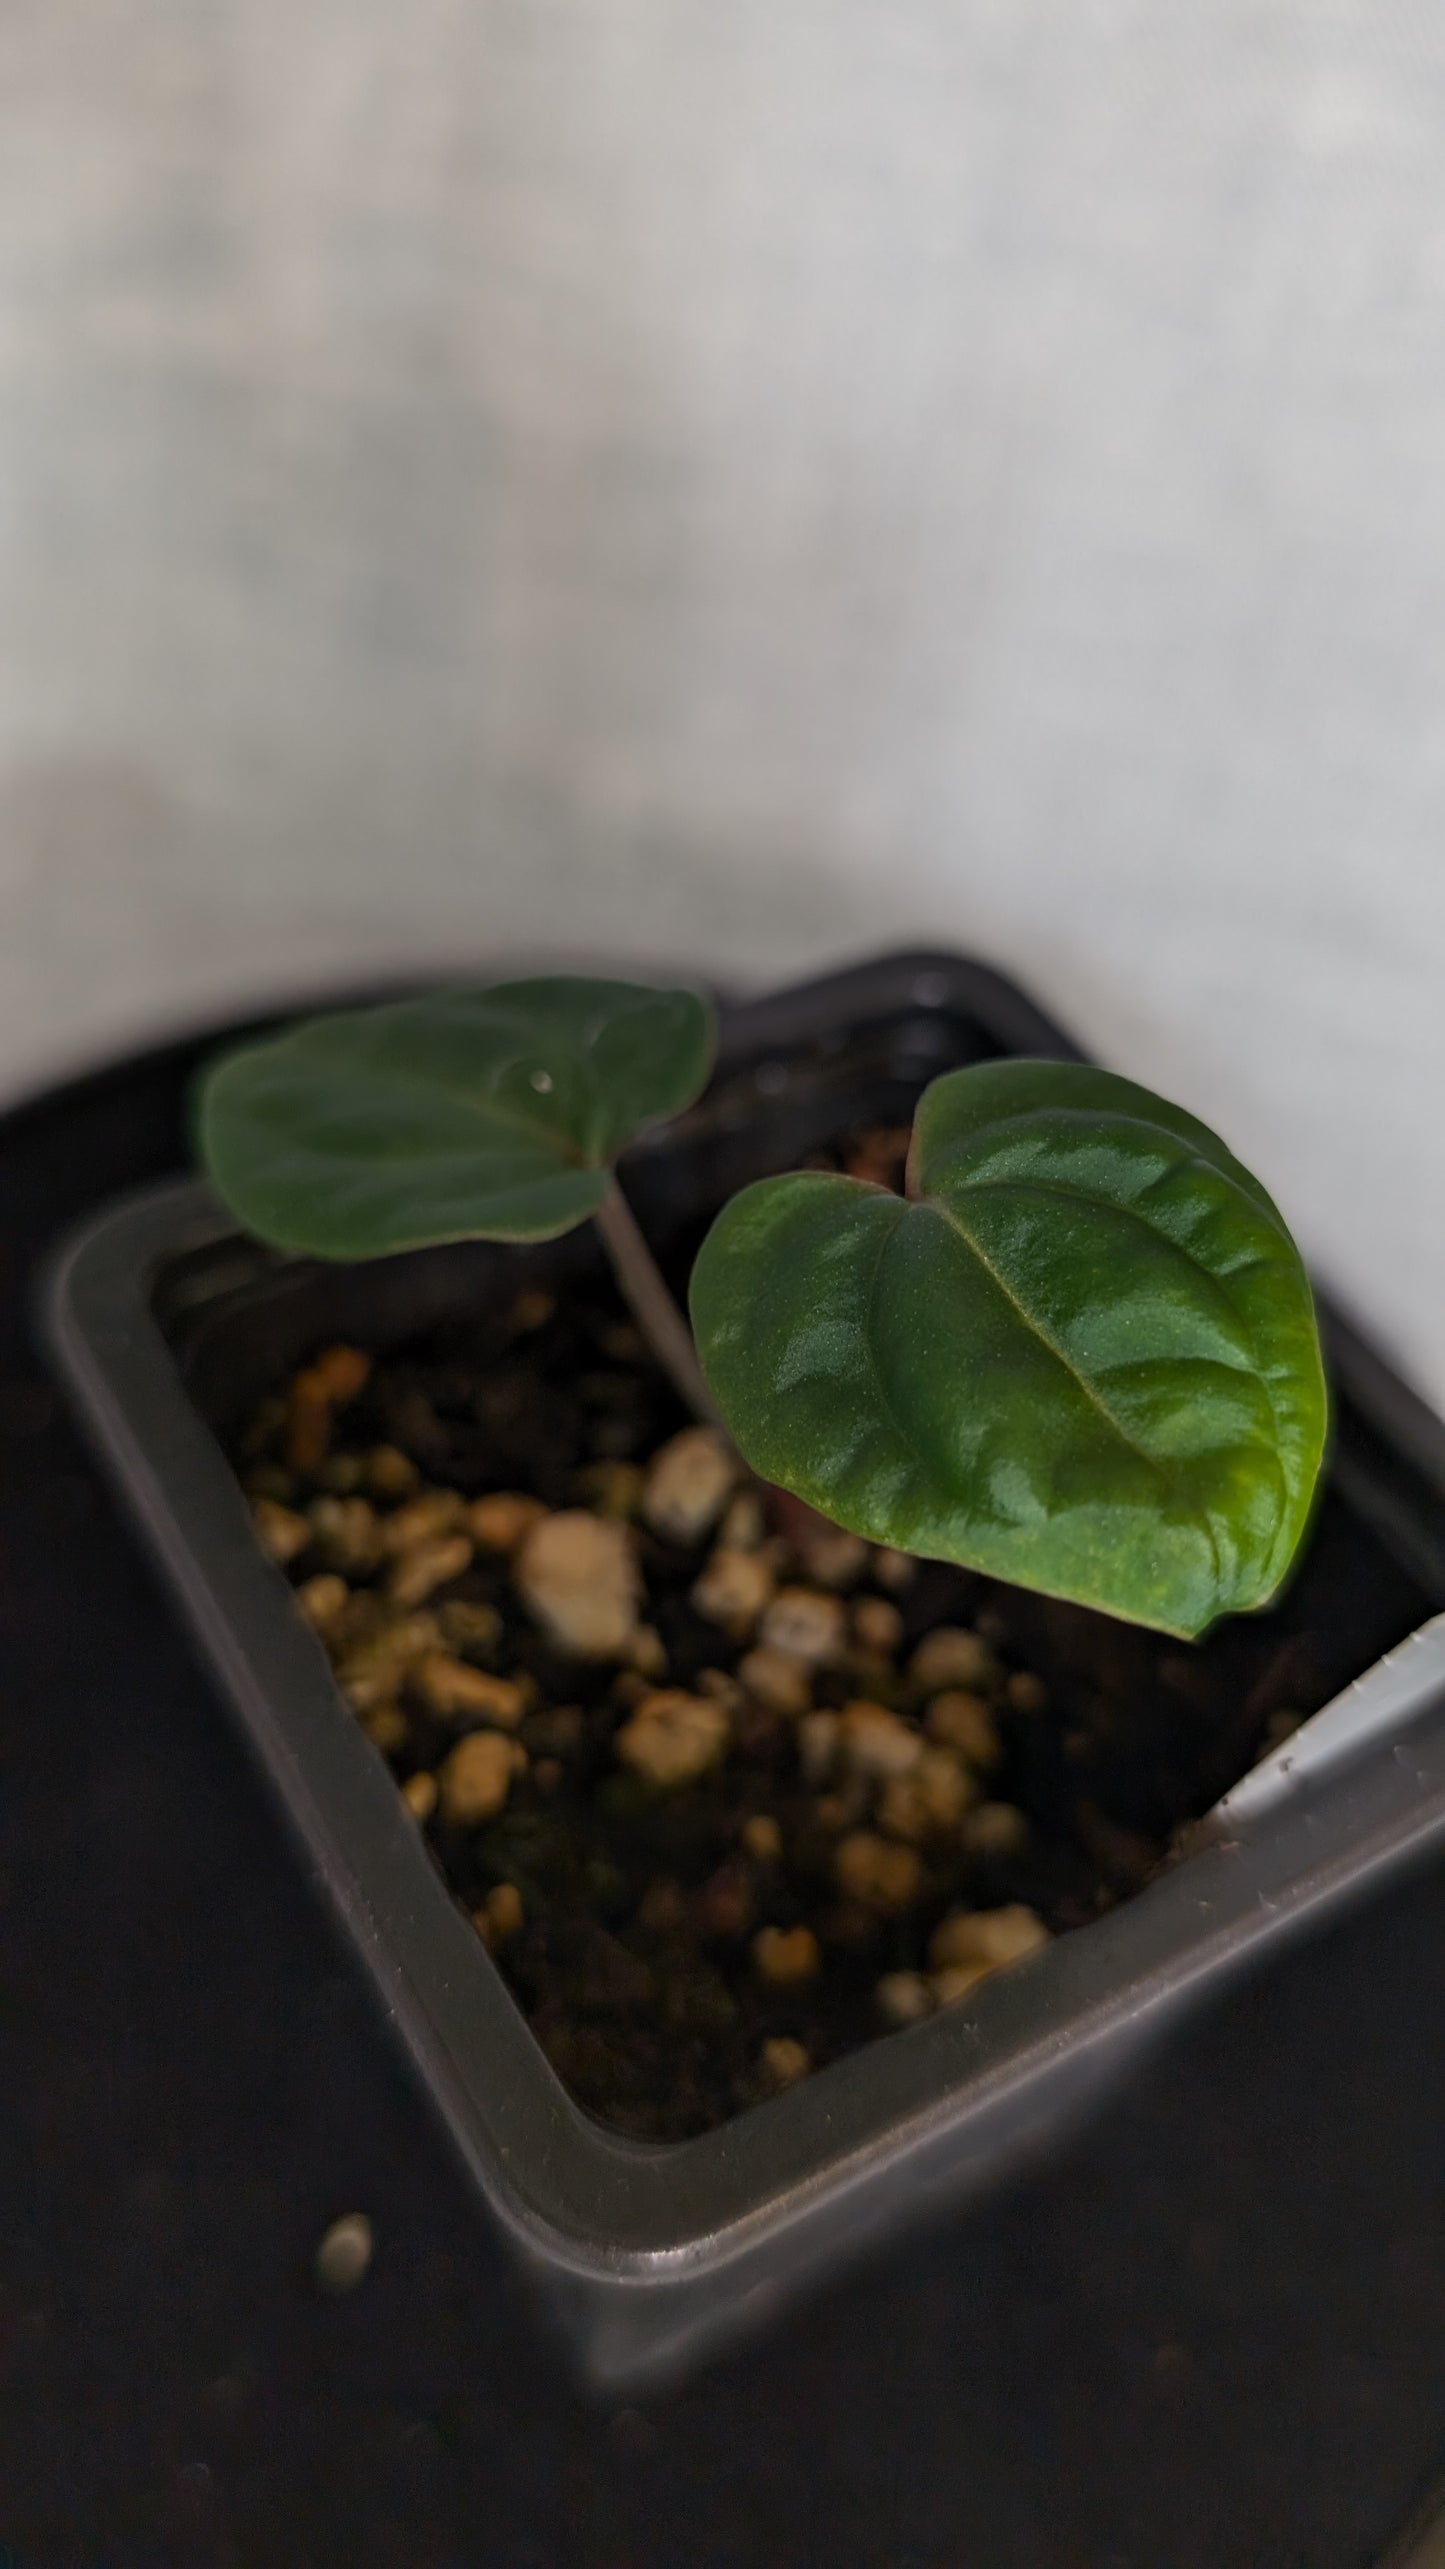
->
43;951;1445;2392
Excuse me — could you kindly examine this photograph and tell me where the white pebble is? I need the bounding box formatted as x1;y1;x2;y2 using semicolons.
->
838;1700;925;1779
641;1427;738;1546
876;1970;935;2028
691;1546;775;1635
760;1587;847;1667
929;1904;1050;1974
315;2212;373;2294
615;1690;730;1789
910;1628;1001;1695
515;1510;640;1659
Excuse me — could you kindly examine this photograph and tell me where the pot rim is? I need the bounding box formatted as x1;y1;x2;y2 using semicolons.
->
40;949;1445;2294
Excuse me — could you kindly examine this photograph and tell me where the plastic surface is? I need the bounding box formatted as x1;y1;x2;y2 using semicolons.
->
42;952;1445;2391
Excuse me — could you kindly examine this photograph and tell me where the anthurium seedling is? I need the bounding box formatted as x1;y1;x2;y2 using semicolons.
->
690;1057;1328;1640
198;977;1328;1642
197;977;720;1419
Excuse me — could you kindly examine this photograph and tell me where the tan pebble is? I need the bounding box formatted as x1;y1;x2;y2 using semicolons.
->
797;1527;870;1590
741;1813;783;1863
296;1572;349;1631
306;1495;383;1574
929;1904;1050;1975
813;1793;854;1832
628;1625;668;1679
413;1654;526;1727
439;1730;517;1824
760;1587;847;1667
341;1665;396;1715
751;1924;821;1985
852;1596;905;1655
614;1690;730;1790
759;2036;811;2091
720;1490;766;1551
387;1532;474;1608
516;1510;640;1658
879;1747;975;1841
738;1646;812;1718
797;1709;840;1785
695;1666;743;1710
960;1801;1031;1858
379;1491;467;1554
288;1345;371;1473
476;1881;523;1949
834;1832;924;1914
252;1497;312;1566
838;1701;924;1780
511;1288;555;1333
611;1669;650;1710
641;1426;739;1546
401;1771;438;1822
366;1444;419;1498
930;1962;994;2007
1007;1670;1050;1715
315;2211;373;2294
876;1970;935;2027
311;1344;373;1404
436;1597;503;1659
358;1704;409;1755
844;1124;912;1184
691;1546;775;1635
284;1386;331;1470
874;1547;917;1591
925;1690;1003;1767
341;1611;444;1683
910;1628;1001;1696
469;1491;550;1553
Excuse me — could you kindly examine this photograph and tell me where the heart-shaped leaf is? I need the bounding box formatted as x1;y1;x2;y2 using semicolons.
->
690;1059;1328;1639
197;977;715;1257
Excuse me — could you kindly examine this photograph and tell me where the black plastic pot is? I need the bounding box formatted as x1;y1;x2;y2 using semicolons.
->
43;951;1445;2393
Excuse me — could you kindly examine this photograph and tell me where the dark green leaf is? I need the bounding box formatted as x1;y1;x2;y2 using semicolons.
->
690;1058;1328;1639
197;977;715;1256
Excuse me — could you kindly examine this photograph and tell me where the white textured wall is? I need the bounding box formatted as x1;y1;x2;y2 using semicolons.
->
5;4;1445;1397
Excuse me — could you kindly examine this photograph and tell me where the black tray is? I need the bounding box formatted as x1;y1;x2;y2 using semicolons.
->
9;967;1445;2563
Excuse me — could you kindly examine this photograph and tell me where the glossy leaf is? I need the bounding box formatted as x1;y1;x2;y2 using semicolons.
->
691;1058;1328;1639
197;977;715;1256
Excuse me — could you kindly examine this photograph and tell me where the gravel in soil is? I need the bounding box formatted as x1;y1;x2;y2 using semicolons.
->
230;1126;1321;2143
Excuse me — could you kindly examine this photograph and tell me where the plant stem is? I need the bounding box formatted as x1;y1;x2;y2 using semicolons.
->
593;1181;724;1430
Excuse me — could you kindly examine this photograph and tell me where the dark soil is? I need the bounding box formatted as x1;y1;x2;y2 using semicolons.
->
227;1128;1331;2144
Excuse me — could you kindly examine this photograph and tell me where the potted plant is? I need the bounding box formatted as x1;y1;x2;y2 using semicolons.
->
44;951;1445;2390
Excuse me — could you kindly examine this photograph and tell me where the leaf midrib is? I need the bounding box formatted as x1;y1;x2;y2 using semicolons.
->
919;1190;1171;1485
286;1044;594;1167
943;1160;1303;1529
